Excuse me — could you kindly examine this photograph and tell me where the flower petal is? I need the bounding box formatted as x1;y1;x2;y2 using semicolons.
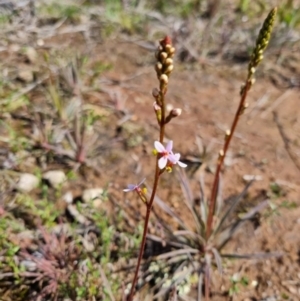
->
137;178;146;186
123;184;136;192
169;153;180;163
166;140;173;152
158;157;167;169
177;161;187;168
154;141;165;153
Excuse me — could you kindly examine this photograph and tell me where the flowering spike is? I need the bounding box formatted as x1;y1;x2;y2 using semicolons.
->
248;7;277;77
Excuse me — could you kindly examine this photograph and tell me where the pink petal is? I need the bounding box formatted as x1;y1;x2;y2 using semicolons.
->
169;153;180;163
166;141;173;152
158;157;167;169
154;141;165;153
177;161;187;168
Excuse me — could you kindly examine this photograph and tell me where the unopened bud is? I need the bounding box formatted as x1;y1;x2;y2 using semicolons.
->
225;130;230;140
169;47;175;56
160;52;168;62
171;108;182;117
153;102;162;123
165;44;172;52
152;88;160;98
160;74;168;84
165;64;174;74
165;108;182;123
165;58;173;66
155;62;163;71
153;101;161;111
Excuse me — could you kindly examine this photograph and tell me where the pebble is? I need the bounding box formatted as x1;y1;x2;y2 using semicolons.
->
243;174;263;182
17;69;34;83
82;188;103;203
62;191;73;204
24;47;37;63
42;170;66;188
17;173;39;192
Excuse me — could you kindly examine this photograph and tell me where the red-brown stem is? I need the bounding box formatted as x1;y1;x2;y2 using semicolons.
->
206;79;251;240
127;164;160;301
128;91;167;301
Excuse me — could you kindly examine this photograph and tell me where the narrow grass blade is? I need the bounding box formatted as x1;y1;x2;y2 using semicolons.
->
215;200;269;250
178;168;205;232
153;193;188;231
213;180;253;236
156;248;199;260
147;233;190;249
211;248;223;275
173;230;206;247
222;251;283;259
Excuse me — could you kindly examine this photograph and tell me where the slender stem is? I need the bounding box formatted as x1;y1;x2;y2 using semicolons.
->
127;165;160;300
206;79;251;239
128;92;167;301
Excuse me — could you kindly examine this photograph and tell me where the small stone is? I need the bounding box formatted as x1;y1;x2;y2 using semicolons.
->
251;280;258;287
67;204;88;225
17;173;39;192
243;174;263;182
288;286;297;294
36;39;44;46
93;198;102;209
17;70;34;83
82;188;103;203
24;47;37;63
43;170;66;188
62;191;73;204
20;260;37;272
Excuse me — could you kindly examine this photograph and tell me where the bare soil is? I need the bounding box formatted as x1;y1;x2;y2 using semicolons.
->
0;3;300;301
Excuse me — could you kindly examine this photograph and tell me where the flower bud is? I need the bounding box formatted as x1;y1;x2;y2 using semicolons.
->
152;88;160;98
153;101;161;111
160;74;168;84
168;47;175;56
171;108;182;117
165;44;172;52
165;108;182;123
165;58;173;66
160;52;168;62
155;62;163;71
165;64;174;74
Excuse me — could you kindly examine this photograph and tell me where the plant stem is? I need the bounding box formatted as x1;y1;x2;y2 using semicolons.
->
127;163;160;301
206;79;251;239
128;92;167;301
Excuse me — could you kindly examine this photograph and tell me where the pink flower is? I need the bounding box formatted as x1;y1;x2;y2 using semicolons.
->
123;178;146;192
154;141;187;169
154;141;174;169
169;153;187;168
